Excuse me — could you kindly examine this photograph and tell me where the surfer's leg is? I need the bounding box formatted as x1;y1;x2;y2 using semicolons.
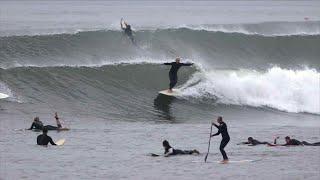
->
44;125;59;130
220;138;230;160
169;74;177;90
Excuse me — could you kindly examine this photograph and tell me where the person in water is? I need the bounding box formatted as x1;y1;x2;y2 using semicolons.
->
28;112;62;130
162;140;199;157
238;137;269;146
37;127;56;146
164;57;193;93
272;136;320;146
120;18;134;44
211;116;230;163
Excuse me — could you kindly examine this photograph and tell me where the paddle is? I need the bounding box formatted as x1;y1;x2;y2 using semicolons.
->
204;123;213;163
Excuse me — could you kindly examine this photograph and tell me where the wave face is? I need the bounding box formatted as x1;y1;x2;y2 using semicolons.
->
1;29;320;70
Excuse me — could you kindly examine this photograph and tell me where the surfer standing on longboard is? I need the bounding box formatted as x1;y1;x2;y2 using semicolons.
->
164;57;193;93
120;18;135;44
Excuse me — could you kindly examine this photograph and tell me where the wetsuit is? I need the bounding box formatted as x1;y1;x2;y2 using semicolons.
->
164;62;193;89
29;122;60;131
121;24;134;43
37;134;56;145
302;141;320;146
243;139;268;146
164;146;195;156
212;122;230;160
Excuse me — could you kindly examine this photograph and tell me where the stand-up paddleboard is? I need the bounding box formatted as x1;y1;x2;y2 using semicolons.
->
158;89;181;96
192;159;261;164
55;139;65;146
0;93;9;99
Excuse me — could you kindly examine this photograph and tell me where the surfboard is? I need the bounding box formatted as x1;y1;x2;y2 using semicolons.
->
55;139;65;146
57;128;70;131
192;159;260;164
0;93;9;99
158;89;181;96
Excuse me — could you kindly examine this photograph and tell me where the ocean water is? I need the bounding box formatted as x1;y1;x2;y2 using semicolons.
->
0;1;320;180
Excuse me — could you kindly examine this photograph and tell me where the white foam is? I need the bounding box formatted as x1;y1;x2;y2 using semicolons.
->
180;67;320;114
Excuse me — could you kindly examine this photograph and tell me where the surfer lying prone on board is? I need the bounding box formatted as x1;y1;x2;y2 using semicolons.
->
164;57;193;93
120;18;135;44
238;137;269;146
162;140;200;157
37;128;56;146
28;113;66;131
269;136;320;146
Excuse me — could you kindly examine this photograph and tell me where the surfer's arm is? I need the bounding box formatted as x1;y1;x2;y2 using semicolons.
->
50;137;56;146
211;131;220;137
164;63;173;65
28;123;35;130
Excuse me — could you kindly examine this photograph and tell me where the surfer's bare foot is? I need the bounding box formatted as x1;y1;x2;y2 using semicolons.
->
167;89;173;93
192;149;200;154
220;159;229;164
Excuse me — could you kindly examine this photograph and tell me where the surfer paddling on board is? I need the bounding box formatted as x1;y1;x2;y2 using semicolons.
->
164;57;193;93
120;18;135;44
269;136;320;146
162;140;199;157
211;116;230;163
37;127;56;146
238;137;269;146
28;112;65;131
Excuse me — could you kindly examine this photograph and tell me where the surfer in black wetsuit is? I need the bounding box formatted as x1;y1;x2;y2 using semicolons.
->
120;18;134;44
162;140;199;157
238;137;269;146
272;136;320;146
164;57;193;93
211;116;230;163
37;127;56;146
28;113;63;131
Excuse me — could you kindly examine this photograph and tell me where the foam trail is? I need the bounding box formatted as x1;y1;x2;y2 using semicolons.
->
0;81;13;99
180;67;320;114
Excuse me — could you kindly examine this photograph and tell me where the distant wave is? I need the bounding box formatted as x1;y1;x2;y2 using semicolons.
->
1;28;319;70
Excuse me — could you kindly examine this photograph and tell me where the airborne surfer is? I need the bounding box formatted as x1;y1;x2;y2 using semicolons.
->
164;57;193;93
120;18;135;44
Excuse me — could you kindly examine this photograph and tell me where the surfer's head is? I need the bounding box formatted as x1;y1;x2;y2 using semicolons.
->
175;57;180;63
217;116;223;124
34;117;40;122
162;140;171;148
42;127;48;134
285;136;291;143
248;137;253;143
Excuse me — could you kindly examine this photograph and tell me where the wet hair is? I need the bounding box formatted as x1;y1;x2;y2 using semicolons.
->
217;116;223;121
162;140;171;148
285;136;290;140
175;57;180;61
248;137;253;141
42;127;48;134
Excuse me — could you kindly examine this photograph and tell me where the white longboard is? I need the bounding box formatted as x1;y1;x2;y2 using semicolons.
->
158;89;181;96
0;93;9;99
56;139;66;146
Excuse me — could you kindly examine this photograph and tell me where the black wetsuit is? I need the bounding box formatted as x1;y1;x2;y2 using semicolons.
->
122;25;134;43
243;139;268;146
164;62;193;89
212;122;230;160
29;122;60;131
302;141;320;146
37;134;56;145
164;146;195;156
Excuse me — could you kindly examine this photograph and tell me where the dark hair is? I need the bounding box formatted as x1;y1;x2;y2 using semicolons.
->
42;127;48;134
285;136;290;140
163;140;170;148
248;137;253;141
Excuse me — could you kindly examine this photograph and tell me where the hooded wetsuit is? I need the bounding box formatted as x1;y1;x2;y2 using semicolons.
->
212;122;230;160
164;62;193;89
